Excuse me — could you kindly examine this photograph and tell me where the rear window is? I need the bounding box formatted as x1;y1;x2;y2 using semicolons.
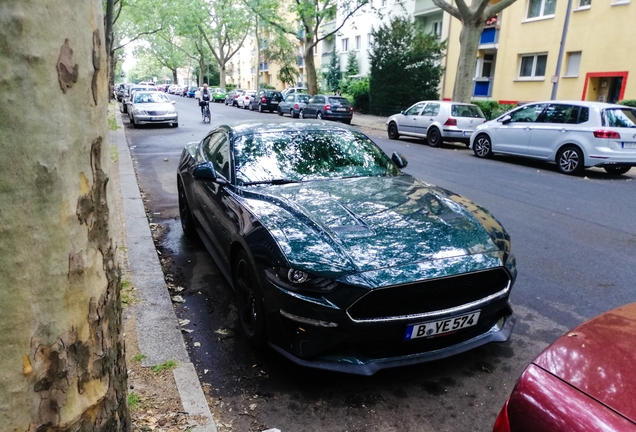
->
451;105;485;118
296;95;310;103
266;91;282;97
329;97;350;105
603;108;636;128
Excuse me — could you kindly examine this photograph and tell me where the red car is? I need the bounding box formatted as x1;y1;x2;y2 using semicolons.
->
494;303;636;431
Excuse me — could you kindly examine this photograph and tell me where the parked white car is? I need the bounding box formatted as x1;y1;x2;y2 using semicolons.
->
237;90;256;109
470;101;636;175
387;101;486;147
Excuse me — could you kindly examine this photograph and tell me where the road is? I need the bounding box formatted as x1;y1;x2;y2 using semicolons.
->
123;94;636;432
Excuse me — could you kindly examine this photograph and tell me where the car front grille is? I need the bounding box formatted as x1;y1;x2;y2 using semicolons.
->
146;110;167;116
347;268;511;322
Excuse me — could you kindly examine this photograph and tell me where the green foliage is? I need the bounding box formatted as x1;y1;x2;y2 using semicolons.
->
346;51;359;77
348;78;370;111
128;393;140;410
152;360;178;374
131;354;146;362
263;31;299;87
369;16;444;108
193;62;220;86
325;49;341;93
261;84;276;89
618;100;636;108
471;100;517;120
226;83;237;90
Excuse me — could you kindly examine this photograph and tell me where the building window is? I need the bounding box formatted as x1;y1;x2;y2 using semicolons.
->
381;0;387;6
432;21;443;38
564;51;581;77
355;35;361;50
578;0;591;7
527;0;556;19
342;38;349;52
518;53;547;79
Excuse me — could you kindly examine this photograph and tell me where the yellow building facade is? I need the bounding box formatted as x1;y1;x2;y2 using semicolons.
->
442;0;636;103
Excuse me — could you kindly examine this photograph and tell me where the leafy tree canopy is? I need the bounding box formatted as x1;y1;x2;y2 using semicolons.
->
325;49;341;92
369;16;444;108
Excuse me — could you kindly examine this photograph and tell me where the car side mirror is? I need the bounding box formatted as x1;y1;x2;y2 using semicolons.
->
392;152;408;168
172;101;176;105
401;110;406;115
499;114;512;124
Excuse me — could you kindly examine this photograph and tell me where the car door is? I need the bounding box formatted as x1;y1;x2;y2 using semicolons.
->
491;103;547;155
280;94;293;113
527;104;583;158
399;102;426;134
193;131;233;264
305;96;320;117
416;102;441;137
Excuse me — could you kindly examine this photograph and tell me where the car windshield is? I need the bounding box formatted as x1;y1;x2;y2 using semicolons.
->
296;95;310;103
603;108;636;128
233;130;400;185
451;105;485;118
134;93;169;103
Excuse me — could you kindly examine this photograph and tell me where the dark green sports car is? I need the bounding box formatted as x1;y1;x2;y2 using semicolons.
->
177;120;517;375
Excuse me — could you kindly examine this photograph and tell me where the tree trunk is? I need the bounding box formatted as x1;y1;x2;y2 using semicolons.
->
109;51;118;98
0;2;130;432
219;65;227;89
452;22;484;103
304;43;318;95
172;69;178;84
199;58;205;86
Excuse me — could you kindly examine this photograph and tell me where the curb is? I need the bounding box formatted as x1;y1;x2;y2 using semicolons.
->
113;109;217;432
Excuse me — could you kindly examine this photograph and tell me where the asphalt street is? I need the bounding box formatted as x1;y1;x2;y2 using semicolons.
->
123;93;636;432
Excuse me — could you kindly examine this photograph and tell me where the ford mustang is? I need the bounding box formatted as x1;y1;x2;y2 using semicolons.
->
177;120;517;375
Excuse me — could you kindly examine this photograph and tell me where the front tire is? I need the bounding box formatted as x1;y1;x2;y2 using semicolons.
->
291;108;297;118
258;103;263;113
388;122;400;140
427;127;441;147
316;111;322;120
249;102;254;111
234;251;267;347
473;134;493;158
300;109;305;119
557;145;584;175
178;180;197;239
277;107;283;116
604;166;631;175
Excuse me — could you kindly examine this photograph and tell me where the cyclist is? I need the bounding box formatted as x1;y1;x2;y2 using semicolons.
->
200;83;211;119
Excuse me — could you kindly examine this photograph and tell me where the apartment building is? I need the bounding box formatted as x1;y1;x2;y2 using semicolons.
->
443;0;635;103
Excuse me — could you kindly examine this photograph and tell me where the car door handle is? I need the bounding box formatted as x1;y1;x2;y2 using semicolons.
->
560;129;567;132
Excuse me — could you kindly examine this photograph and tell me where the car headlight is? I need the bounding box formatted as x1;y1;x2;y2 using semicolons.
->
133;109;147;115
168;109;177;114
265;267;340;294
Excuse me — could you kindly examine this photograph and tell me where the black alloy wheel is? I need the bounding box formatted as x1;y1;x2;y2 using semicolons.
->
291;108;297;118
473;134;493;158
604;166;631;175
388;122;400;140
178;180;197;239
557;145;584;175
234;251;267;347
427;127;442;147
258;103;263;113
300;109;305;119
316;111;322;120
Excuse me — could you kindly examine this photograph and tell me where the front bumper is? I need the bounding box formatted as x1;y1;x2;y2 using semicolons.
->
134;114;178;125
443;129;476;144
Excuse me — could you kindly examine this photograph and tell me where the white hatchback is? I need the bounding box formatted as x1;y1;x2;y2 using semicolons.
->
387;101;486;147
470;101;636;175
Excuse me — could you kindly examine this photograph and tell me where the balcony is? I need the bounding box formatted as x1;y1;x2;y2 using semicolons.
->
259;62;268;71
473;78;493;98
414;0;438;16
479;27;499;49
298;56;304;67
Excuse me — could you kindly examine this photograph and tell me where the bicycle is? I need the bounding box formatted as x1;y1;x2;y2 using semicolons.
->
201;100;211;123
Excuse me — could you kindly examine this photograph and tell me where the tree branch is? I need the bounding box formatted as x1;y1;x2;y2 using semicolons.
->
487;0;520;16
113;0;124;26
113;25;164;51
198;25;222;63
314;1;368;45
431;0;462;20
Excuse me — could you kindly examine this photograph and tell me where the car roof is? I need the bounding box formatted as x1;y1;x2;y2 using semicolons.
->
520;100;631;109
213;120;359;138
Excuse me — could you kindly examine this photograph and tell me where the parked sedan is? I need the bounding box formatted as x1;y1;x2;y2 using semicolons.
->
225;89;242;106
237;90;256;109
387;101;486;147
177;120;517;375
249;89;283;112
120;84;156;114
494;303;636;432
470;101;636;175
301;95;353;124
277;93;310;118
128;91;178;128
187;86;198;98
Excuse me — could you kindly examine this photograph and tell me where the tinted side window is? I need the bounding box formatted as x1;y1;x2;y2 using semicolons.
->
509;104;547;123
405;103;425;116
542;104;581;124
204;133;231;180
287;95;295;102
422;103;440;116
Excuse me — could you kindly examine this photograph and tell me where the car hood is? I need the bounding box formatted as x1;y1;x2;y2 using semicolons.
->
236;175;510;285
133;102;174;111
533;303;636;423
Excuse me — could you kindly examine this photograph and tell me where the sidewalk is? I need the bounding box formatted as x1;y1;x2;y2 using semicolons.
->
110;109;217;432
351;112;389;131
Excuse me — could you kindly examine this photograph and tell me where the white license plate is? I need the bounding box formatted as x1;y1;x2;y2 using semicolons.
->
405;311;481;340
622;142;636;148
337;107;347;112
272;101;279;104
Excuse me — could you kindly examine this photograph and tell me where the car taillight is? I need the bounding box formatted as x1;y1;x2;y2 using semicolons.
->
593;130;620;139
294;104;299;109
262;96;267;103
324;104;331;111
493;399;510;432
350;106;354;112
444;118;457;126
